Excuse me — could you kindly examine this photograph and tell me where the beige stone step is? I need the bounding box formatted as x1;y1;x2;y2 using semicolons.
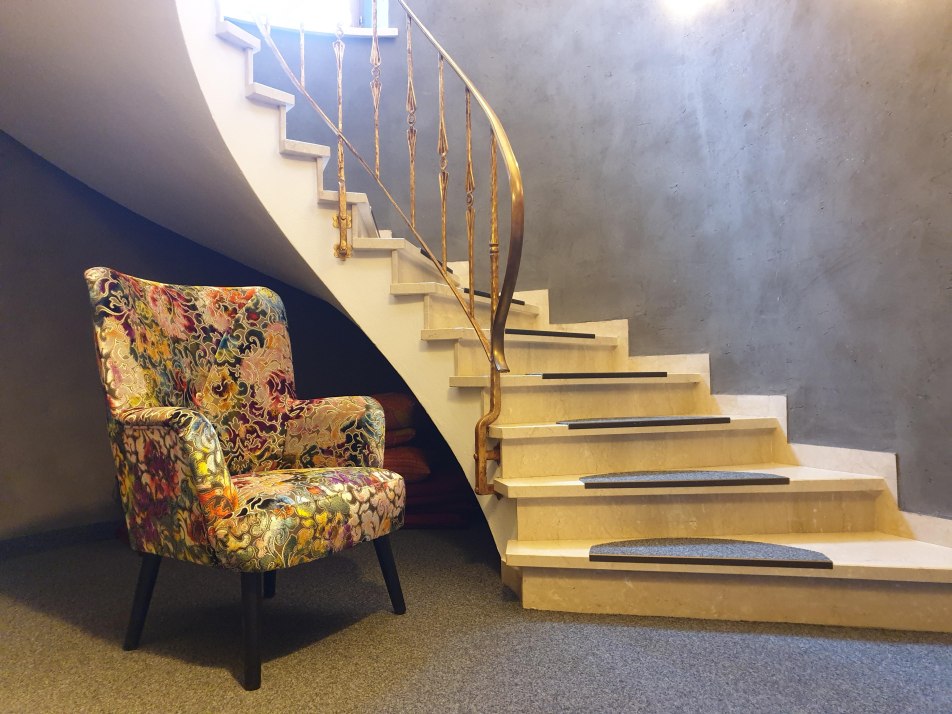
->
392;247;461;286
453;373;706;423
505;465;884;540
422;327;621;376
491;417;781;479
387;282;542;330
507;532;952;583
507;532;952;632
495;463;887;498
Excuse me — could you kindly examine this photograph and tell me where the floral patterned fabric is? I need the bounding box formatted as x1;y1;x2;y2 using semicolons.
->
85;267;404;572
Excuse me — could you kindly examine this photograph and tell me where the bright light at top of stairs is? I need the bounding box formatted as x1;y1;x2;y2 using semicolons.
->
222;0;353;32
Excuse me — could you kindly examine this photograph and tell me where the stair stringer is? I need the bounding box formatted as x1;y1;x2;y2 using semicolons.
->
175;0;521;552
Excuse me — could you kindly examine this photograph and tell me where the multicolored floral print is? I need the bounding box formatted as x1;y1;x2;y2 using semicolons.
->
85;267;405;572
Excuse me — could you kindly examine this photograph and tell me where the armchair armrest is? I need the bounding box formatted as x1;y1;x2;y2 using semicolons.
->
110;406;237;565
281;396;385;469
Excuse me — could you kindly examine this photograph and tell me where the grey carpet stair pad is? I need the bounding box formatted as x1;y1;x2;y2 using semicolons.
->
559;416;731;429
589;538;834;569
580;471;790;489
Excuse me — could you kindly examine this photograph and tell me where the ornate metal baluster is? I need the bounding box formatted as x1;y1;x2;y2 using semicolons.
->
437;55;449;270
465;89;475;318
489;130;499;319
406;15;417;229
369;0;381;178
332;25;351;258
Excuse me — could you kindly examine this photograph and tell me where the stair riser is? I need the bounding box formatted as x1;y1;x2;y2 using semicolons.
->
499;428;780;479
456;341;621;376
424;294;539;330
515;492;878;540
518;568;952;633
488;382;703;423
393;250;459;286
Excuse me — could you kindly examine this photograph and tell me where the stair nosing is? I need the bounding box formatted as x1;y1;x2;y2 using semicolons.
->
488;416;778;439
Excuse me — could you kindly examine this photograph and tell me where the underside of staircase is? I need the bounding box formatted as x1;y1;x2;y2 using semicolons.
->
3;0;950;633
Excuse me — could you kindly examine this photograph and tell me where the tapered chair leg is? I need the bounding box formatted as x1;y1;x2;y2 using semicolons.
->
373;535;406;615
124;553;162;651
241;572;263;691
263;571;276;599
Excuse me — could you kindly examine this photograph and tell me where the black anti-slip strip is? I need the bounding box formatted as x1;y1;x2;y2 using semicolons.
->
541;371;668;379
462;287;527;306
580;471;790;489
589;538;833;569
558;416;731;429
505;328;597;339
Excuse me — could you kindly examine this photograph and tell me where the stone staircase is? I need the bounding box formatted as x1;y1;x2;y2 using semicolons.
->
207;13;952;633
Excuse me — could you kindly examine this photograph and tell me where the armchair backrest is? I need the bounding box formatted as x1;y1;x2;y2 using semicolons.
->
85;267;297;473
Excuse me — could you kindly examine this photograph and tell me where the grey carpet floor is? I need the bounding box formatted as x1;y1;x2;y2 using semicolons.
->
2;525;951;713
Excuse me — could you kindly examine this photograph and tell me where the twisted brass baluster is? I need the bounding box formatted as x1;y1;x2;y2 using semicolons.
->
406;15;417;229
332;24;351;258
369;0;381;179
437;55;449;271
489;130;499;319
465;89;475;319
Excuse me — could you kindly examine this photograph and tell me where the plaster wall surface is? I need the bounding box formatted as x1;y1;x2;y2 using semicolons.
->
247;0;952;517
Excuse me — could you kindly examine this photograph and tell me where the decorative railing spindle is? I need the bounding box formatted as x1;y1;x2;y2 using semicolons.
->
369;0;382;179
332;25;351;259
437;55;449;270
406;16;417;229
465;89;476;318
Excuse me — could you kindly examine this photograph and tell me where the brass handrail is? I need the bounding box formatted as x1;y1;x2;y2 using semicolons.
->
252;4;523;495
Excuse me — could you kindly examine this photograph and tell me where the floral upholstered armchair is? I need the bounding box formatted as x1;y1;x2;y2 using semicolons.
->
85;267;406;690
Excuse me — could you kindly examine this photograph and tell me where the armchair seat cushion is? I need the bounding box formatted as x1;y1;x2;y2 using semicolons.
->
210;467;405;572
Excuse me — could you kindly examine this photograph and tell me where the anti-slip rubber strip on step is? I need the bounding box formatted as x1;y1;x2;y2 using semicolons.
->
541;371;668;379
580;470;790;489
558;416;731;429
589;538;833;569
462;287;526;306
505;328;597;339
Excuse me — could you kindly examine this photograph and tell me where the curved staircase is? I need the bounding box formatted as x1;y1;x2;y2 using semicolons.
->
4;0;951;632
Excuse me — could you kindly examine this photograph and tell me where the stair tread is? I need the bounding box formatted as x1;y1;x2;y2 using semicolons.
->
493;463;887;497
489;415;777;439
216;19;261;51
390;282;541;315
353;236;409;251
589;537;833;569
506;531;952;583
318;189;368;204
449;373;701;388
246;82;295;107
560;415;730;429
279;137;330;159
421;327;618;346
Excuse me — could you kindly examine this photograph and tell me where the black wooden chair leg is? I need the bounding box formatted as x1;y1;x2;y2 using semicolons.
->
373;535;406;615
241;572;263;691
124;553;162;651
263;571;276;599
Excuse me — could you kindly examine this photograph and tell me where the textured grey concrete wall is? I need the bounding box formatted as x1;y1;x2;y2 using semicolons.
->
0;132;405;539
248;0;952;517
